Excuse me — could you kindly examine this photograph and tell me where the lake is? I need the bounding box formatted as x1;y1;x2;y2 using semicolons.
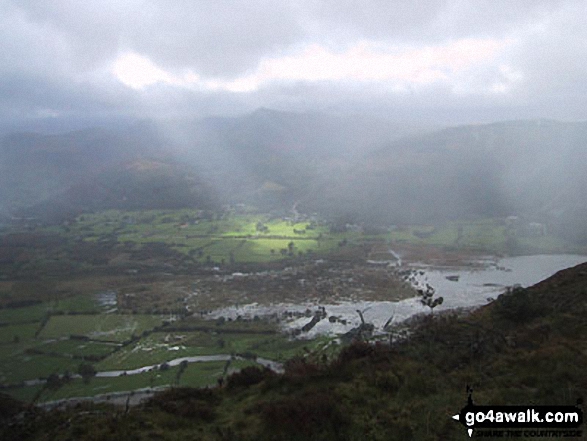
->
209;254;587;337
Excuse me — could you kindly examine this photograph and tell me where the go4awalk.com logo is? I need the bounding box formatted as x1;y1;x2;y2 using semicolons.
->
452;387;583;438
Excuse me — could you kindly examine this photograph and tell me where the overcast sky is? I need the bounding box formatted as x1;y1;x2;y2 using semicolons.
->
1;0;586;129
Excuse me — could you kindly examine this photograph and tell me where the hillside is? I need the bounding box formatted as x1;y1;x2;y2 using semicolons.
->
304;120;587;242
0;126;164;213
0;110;429;217
2;115;587;245
2;262;586;440
22;160;219;221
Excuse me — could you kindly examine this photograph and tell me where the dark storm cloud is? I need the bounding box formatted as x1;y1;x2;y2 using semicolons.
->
130;1;304;77
1;0;586;125
10;0;304;76
310;0;564;43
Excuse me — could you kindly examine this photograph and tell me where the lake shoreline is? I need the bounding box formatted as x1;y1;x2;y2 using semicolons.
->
207;253;587;338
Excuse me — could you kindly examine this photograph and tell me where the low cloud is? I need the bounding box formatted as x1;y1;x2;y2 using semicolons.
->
1;0;586;126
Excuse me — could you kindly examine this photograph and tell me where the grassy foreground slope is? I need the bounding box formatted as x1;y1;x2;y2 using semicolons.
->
2;263;587;440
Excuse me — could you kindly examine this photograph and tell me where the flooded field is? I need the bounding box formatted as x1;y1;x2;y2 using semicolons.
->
207;254;587;337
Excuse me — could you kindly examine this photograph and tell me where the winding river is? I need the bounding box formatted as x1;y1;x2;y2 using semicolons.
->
96;355;282;377
26;355;282;388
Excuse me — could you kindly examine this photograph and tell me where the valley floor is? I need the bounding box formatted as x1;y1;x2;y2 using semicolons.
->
0;209;585;412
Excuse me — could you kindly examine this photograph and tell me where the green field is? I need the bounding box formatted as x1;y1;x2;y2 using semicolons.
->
32;209;575;269
52;294;105;314
0;303;48;325
95;329;327;371
95;332;218;371
0;322;40;343
39;314;164;342
0;350;81;385
0;299;334;400
0;293;324;395
39;365;183;402
33;357;262;403
0;207;580;405
382;219;571;253
31;339;118;358
63;209;338;264
0;292;114;319
0;316;333;400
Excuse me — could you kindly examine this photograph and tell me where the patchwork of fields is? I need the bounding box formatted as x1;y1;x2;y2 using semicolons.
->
0;290;331;404
0;208;580;404
68;209;340;264
65;210;575;262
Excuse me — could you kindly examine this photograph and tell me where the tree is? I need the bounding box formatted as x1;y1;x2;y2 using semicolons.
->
46;373;62;390
78;362;96;384
418;284;443;314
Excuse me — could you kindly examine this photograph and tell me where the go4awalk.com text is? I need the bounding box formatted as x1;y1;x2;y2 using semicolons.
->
452;388;583;438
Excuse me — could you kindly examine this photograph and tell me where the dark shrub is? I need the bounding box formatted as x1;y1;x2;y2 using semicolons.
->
226;366;275;390
336;340;374;364
283;356;322;378
146;387;218;421
493;285;546;323
258;391;347;439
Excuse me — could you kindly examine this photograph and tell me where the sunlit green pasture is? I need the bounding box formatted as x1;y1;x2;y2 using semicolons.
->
70;210;334;260
45;208;579;262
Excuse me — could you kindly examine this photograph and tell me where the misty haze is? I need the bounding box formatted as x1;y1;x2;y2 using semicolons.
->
1;2;586;440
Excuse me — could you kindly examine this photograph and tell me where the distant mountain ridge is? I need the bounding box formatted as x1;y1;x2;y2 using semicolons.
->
0;109;430;216
25;160;218;220
1;113;586;243
301;119;587;242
